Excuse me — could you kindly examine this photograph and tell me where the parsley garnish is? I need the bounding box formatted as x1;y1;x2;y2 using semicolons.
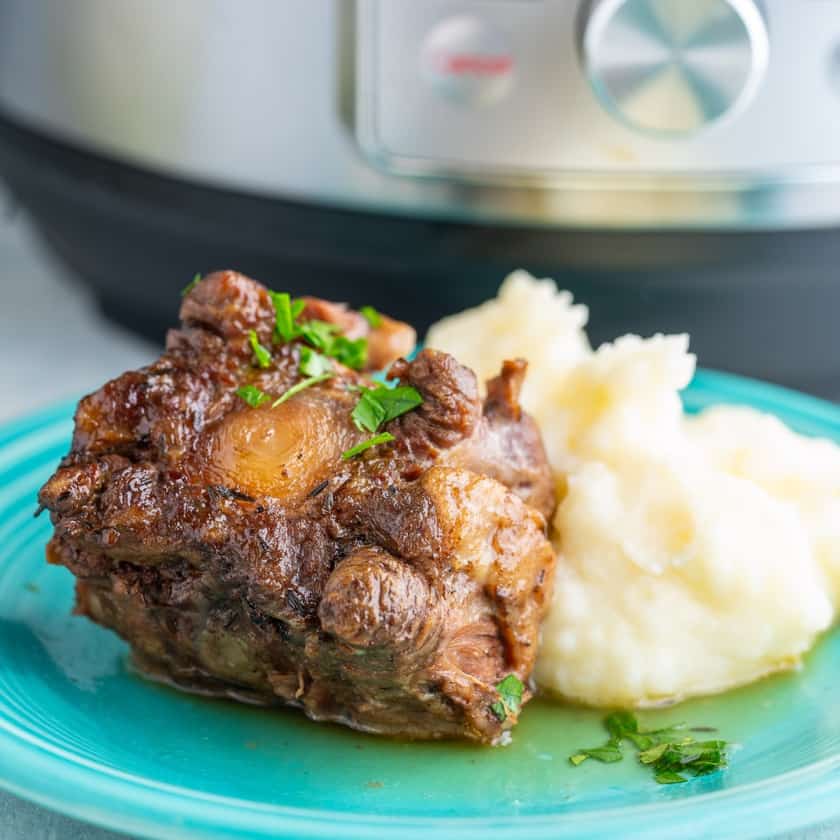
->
342;382;422;460
298;318;337;352
269;291;306;343
330;335;367;370
267;291;368;371
272;373;333;407
569;712;730;785
489;674;524;722
351;385;424;433
341;432;395;460
235;384;270;408
297;321;367;371
352;389;387;433
181;272;201;297
299;345;333;377
248;330;272;369
360;305;382;328
241;342;335;410
270;346;334;406
569;742;623;765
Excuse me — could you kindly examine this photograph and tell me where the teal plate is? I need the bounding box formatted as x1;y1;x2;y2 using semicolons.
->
3;370;840;839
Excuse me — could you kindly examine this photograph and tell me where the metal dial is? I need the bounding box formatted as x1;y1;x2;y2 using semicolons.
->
579;0;769;136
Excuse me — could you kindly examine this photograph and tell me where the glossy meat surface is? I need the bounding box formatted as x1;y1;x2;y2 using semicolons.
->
39;271;556;743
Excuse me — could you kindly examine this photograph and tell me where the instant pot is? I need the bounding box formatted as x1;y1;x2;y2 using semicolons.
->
1;0;840;392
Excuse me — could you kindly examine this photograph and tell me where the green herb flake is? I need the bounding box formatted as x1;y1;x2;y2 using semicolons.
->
299;345;333;377
605;710;639;741
489;674;524;722
296;319;367;371
235;385;270;408
351;385;423;434
638;742;669;765
266;292;369;370
269;291;305;343
576;741;624;764
330;335;367;371
496;674;524;714
341;432;395;460
181;272;202;297
654;770;687;785
299;319;339;352
248;329;272;369
272;373;333;407
569;712;730;785
374;386;424;423
352;389;388;433
360;305;382;329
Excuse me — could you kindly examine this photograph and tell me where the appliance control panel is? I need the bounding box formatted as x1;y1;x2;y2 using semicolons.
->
355;0;840;180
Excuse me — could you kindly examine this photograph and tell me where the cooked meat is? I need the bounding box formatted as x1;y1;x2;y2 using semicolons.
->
39;270;556;743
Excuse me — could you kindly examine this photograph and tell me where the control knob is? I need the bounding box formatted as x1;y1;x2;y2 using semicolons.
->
578;0;769;136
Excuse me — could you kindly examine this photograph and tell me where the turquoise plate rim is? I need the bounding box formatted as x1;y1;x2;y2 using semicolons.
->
2;368;840;839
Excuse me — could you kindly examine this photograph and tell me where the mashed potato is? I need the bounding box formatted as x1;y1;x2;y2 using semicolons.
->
427;272;840;707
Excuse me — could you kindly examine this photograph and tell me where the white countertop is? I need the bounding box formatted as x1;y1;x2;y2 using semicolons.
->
0;198;155;424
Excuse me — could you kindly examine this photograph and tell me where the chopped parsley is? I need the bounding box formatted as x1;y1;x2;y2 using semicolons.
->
272;373;333;408
240;293;416;442
360;305;382;329
342;382;422;460
489;674;524;722
351;385;424;433
341;432;395;460
235;384;270;408
180;272;201;297
269;291;306;343
271;346;334;406
299;345;333;377
248;329;272;369
640;739;730;784
298;318;336;352
569;741;624;765
237;339;336;411
267;291;368;370
352;389;386;433
569;712;730;785
330;335;367;370
298;320;367;371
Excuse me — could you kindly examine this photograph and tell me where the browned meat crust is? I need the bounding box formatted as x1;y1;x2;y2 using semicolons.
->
39;270;556;743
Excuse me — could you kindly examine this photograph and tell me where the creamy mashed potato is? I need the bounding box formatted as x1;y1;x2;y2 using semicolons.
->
425;270;591;432
427;272;840;708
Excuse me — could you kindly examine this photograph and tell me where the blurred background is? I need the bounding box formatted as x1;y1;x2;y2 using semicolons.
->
3;0;840;415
